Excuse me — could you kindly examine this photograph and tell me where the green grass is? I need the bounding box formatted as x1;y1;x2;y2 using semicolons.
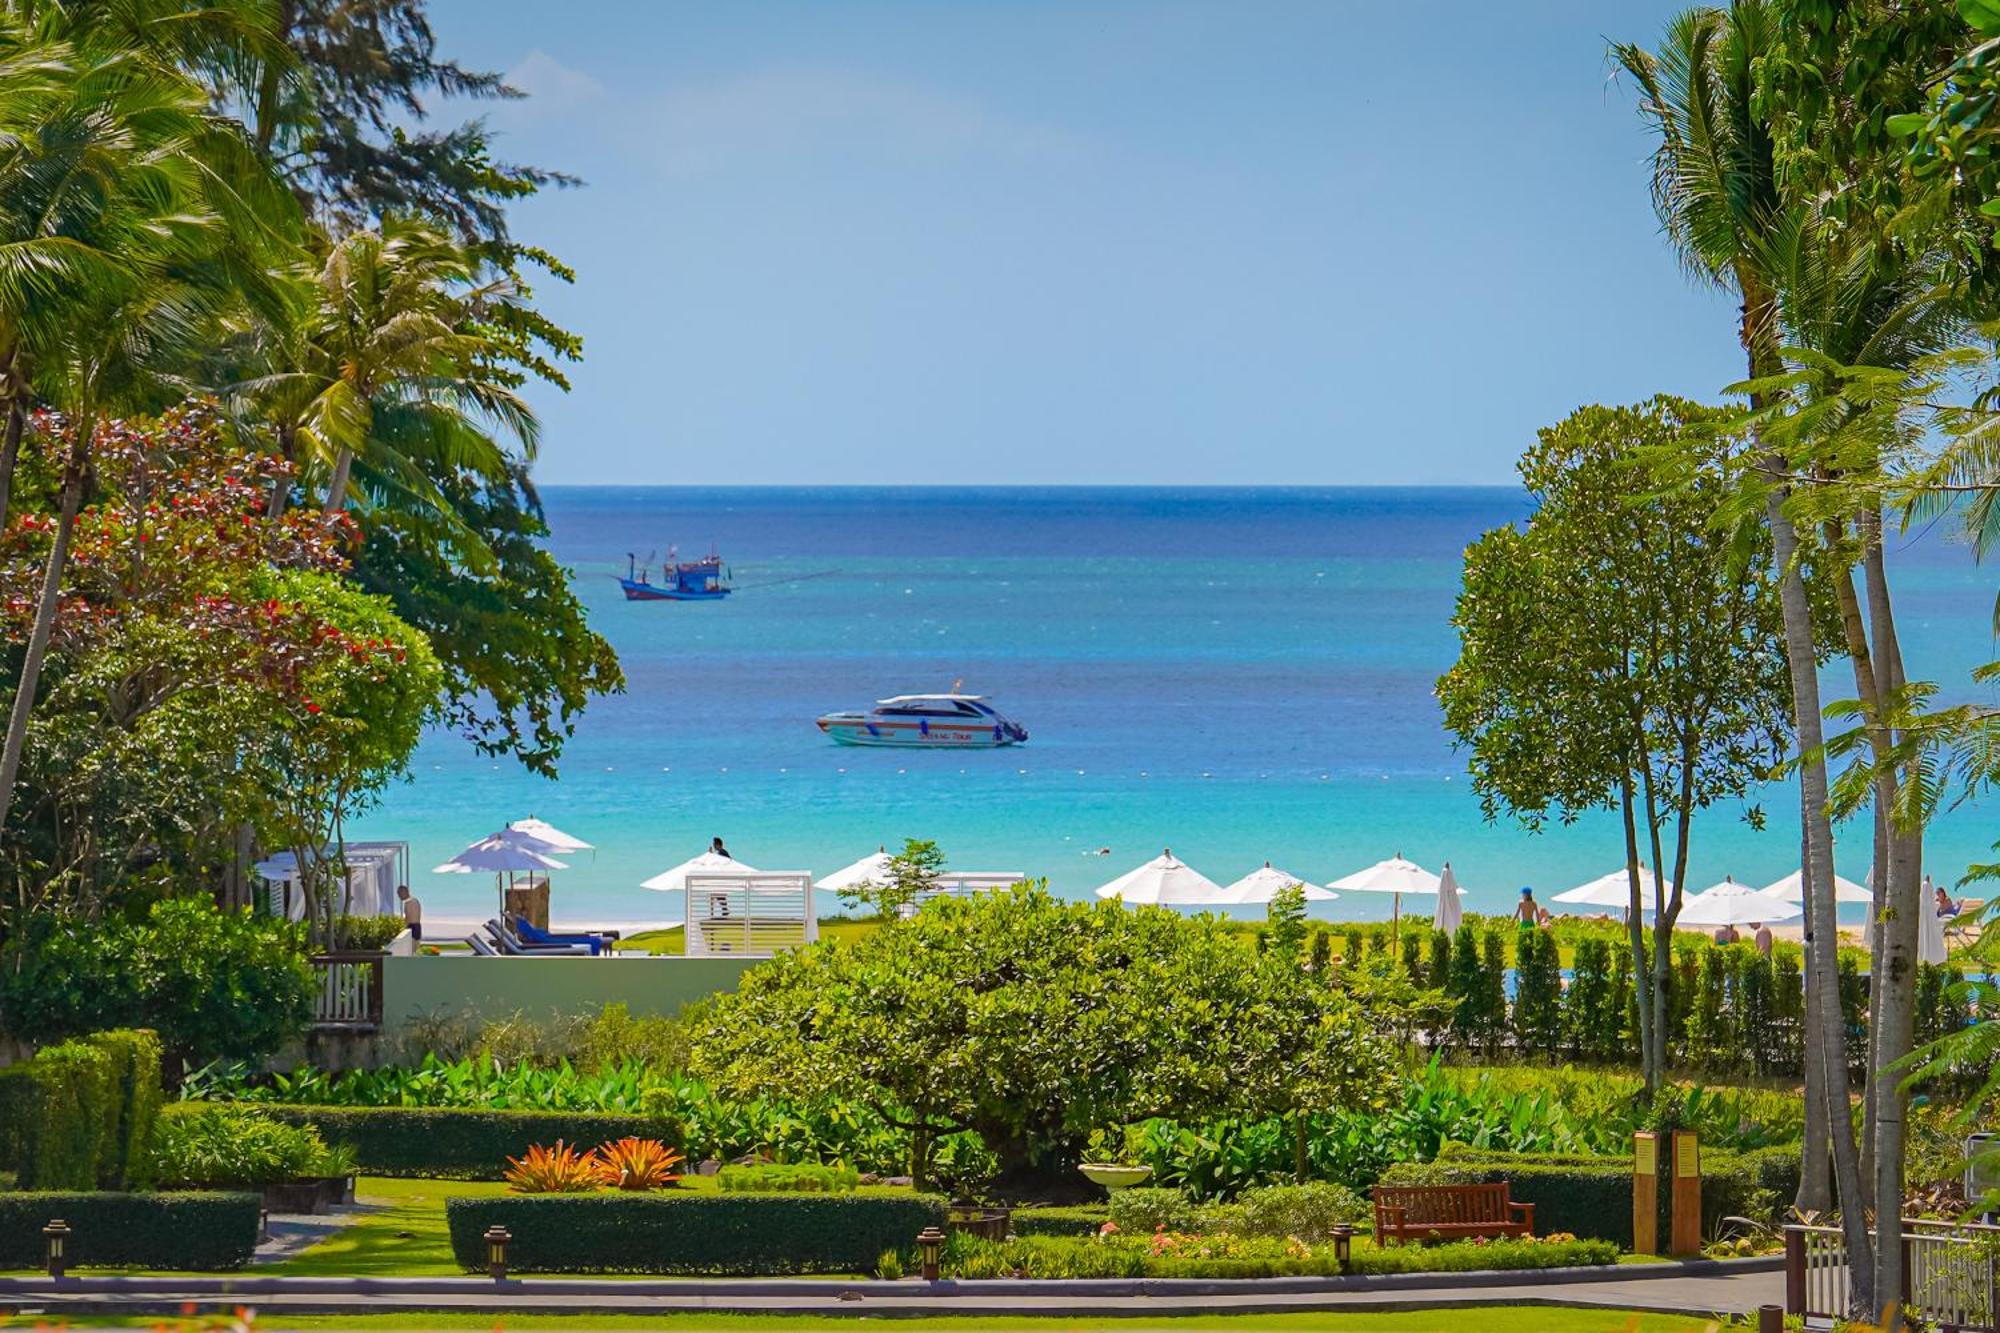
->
19;1312;1731;1331
263;1176;511;1277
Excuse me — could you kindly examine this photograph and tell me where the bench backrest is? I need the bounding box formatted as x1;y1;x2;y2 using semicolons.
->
1373;1183;1513;1225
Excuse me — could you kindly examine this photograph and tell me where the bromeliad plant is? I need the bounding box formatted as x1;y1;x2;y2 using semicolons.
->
503;1141;603;1194
595;1137;684;1190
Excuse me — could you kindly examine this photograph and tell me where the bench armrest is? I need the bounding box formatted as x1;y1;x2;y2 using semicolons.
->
1509;1202;1535;1232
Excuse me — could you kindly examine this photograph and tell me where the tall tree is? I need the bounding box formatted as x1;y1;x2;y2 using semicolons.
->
1438;397;1793;1094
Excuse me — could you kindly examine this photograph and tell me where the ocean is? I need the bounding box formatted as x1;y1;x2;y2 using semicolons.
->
352;486;2000;927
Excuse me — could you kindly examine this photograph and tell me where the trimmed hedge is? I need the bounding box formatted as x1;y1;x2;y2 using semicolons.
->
0;1191;261;1270
0;1040;113;1188
1378;1143;1802;1247
1010;1204;1109;1236
445;1193;949;1274
255;1104;656;1179
87;1029;164;1189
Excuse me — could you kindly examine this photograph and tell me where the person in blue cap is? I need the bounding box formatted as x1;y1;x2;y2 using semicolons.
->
1515;885;1540;929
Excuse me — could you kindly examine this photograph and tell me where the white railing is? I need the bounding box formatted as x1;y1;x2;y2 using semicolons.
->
897;872;1029;916
684;871;817;957
1788;1222;1998;1331
310;952;384;1029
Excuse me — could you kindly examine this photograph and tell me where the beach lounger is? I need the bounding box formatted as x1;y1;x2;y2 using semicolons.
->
509;914;615;955
485;919;592;956
465;932;500;956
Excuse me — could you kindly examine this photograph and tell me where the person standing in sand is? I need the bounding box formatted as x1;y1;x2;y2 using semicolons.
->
1753;921;1772;957
1515;887;1540;928
397;884;422;942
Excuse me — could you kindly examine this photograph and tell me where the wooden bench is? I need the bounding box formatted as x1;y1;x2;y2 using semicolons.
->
1371;1183;1534;1244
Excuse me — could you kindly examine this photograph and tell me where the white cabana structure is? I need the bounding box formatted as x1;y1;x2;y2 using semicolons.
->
1096;849;1229;905
507;818;593;854
1221;862;1338;906
815;847;892;894
1329;853;1440;936
1554;866;1677;910
642;851;759;894
1920;875;1949;966
255;841;409;920
682;869;817;957
1676;877;1800;927
1759;868;1872;905
1433;862;1464;933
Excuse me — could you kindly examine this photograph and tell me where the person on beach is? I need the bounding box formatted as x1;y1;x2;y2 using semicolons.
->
1712;923;1739;945
1753;921;1772;957
397;885;422;942
1515;887;1539;928
1935;883;1959;917
711;836;731;860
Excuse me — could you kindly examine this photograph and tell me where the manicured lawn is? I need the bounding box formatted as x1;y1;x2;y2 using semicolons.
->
263;1176;510;1277
35;1312;1732;1331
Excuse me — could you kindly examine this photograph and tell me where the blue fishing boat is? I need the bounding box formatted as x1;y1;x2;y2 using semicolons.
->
620;549;731;602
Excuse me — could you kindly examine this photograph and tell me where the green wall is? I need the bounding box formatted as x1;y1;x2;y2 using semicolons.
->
380;956;756;1035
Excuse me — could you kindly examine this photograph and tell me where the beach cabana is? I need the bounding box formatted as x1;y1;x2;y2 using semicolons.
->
1675;877;1799;927
642;851;759;894
1095;849;1229;905
1553;866;1676;910
1328;853;1440;938
1433;862;1464;933
1759;868;1872;905
1221;862;1337;905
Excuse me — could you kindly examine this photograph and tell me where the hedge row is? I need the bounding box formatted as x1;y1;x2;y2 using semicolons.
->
1010;1204;1111;1236
0;1191;261;1270
1377;1143;1802;1247
260;1105;656;1179
444;1193;949;1274
0;1029;162;1189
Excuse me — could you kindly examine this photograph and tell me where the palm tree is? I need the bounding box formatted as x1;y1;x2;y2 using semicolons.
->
1613;3;1879;1310
0;23;295;840
229;215;535;533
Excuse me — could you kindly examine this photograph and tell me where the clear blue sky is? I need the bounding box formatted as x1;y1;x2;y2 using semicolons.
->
431;0;1742;485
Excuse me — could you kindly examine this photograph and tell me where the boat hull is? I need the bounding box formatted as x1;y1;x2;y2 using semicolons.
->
620;578;730;602
817;717;1022;748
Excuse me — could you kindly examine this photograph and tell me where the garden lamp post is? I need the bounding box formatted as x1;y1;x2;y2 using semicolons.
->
915;1225;946;1282
43;1219;70;1279
484;1225;511;1281
1331;1224;1353;1272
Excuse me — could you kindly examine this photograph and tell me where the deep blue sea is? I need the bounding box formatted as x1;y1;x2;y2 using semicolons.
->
352;487;2000;926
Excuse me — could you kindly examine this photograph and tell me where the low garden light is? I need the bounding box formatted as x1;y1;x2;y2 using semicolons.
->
915;1225;946;1282
484;1224;511;1281
43;1218;71;1279
1331;1224;1353;1271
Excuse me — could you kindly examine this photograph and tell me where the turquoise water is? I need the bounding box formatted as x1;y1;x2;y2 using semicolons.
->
353;486;2000;925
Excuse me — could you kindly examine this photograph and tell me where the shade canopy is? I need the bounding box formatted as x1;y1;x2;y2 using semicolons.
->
1095;848;1229;905
642;850;758;893
433;831;569;875
1920;875;1949;966
1553;866;1677;908
507;818;593;853
1758;868;1872;906
1328;854;1441;897
1676;877;1800;927
1433;863;1465;933
816;847;893;893
1221;862;1338;905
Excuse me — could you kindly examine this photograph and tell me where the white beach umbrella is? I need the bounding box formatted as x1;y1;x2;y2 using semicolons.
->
642;850;759;893
1095;848;1229;905
1554;867;1676;909
1221;862;1338;905
1920;875;1949;966
507;817;594;854
1758;868;1872;905
1433;862;1464;933
433;831;570;875
1676;877;1800;928
816;846;894;893
1329;853;1440;935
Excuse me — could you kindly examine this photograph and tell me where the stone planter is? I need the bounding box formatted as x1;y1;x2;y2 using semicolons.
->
1078;1163;1152;1191
259;1175;355;1215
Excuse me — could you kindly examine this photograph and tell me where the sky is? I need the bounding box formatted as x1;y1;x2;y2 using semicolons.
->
429;0;1744;486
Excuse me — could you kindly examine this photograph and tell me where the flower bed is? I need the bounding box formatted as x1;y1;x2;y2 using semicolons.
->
943;1228;1617;1279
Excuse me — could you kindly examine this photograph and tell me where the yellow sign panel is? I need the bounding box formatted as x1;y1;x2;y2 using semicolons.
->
1634;1135;1657;1176
1675;1133;1699;1178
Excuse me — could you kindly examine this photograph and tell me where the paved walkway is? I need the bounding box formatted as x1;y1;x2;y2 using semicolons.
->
253;1204;372;1264
0;1262;1787;1323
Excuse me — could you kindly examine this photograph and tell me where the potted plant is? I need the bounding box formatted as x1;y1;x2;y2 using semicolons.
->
1078;1127;1152;1191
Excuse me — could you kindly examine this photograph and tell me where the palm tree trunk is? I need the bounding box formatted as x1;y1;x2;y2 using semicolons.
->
1796;782;1832;1213
1619;772;1659;1090
0;393;25;532
0;412;93;836
321;445;353;514
267;420;296;519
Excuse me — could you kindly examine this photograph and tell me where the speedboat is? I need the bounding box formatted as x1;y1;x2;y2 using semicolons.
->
816;694;1028;748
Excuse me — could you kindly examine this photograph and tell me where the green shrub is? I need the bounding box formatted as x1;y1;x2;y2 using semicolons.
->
717;1161;859;1193
1107;1186;1199;1234
1009;1204;1109;1236
255;1103;663;1178
151;1104;354;1187
444;1192;948;1274
1225;1180;1368;1238
0;1038;113;1188
942;1231;1615;1279
1348;1234;1617;1275
335;915;409;952
1512;929;1562;1059
0;1191;261;1270
85;1028;164;1189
